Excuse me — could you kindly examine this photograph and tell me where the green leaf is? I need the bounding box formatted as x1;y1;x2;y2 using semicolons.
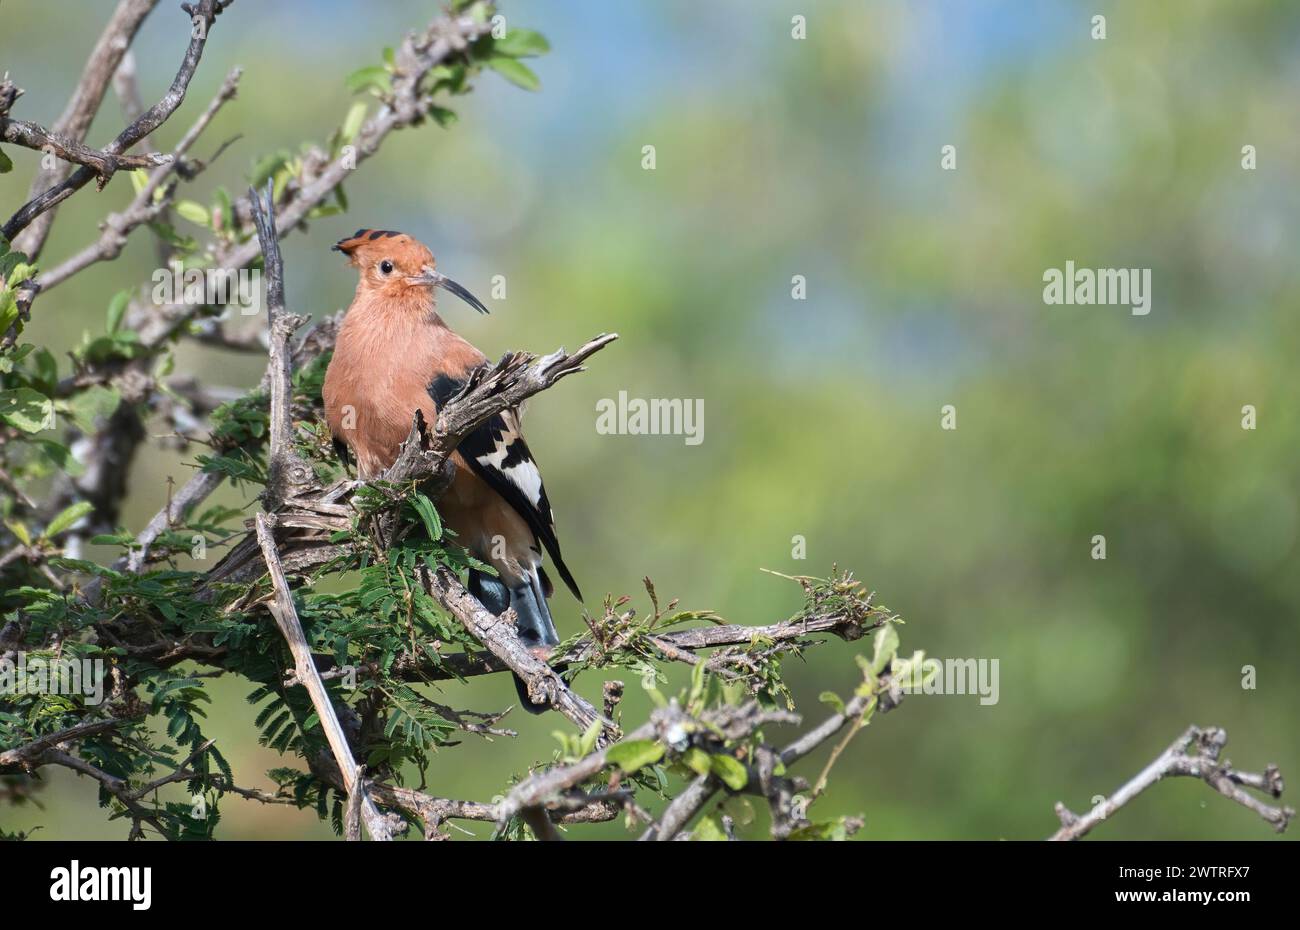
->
340;101;367;144
819;690;846;715
33;439;82;476
175;200;210;226
488;57;540;91
0;388;54;432
710;753;749;791
5;520;31;546
106;290;130;334
605;739;665;773
0;148;12;173
577;718;603;757
409;493;443;541
681;747;711;776
345;66;392;96
61;385;120;433
427;105;457;128
5;260;36;287
871;623;899;675
250;150;291;188
0;291;17;336
493;28;550;58
692;816;727;841
212;187;233;234
43;502;94;539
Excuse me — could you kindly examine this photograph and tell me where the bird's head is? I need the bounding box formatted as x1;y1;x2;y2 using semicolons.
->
332;228;488;314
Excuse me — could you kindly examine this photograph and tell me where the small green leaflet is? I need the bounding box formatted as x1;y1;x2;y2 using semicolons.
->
488;57;540;91
43;501;94;538
0;388;54;432
493;28;550;58
604;739;664;773
871;623;899;675
409;493;443;540
710;753;749;791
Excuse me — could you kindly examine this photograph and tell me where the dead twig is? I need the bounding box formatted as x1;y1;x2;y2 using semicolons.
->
1050;725;1293;840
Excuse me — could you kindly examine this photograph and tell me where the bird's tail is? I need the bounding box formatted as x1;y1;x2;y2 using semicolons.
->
468;567;558;715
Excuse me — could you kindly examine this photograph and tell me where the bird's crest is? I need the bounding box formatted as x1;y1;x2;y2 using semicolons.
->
333;228;403;256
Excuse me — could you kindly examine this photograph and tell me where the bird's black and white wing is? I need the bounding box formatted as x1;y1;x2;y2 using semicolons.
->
428;375;581;600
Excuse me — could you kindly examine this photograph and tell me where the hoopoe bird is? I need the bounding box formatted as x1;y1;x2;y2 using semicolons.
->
323;229;581;712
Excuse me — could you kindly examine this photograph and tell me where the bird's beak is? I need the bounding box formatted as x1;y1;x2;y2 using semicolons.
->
409;265;489;314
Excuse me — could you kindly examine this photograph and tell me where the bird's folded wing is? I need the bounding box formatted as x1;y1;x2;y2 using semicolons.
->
429;373;581;600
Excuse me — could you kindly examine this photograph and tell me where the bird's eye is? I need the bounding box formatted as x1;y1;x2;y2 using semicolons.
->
379;260;394;275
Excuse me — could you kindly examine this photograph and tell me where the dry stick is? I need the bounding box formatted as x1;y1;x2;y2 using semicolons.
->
3;0;231;243
9;0;161;258
419;563;609;738
1049;725;1293;840
368;784;624;840
255;515;393;840
644;774;713;842
0;117;171;173
0;717;129;769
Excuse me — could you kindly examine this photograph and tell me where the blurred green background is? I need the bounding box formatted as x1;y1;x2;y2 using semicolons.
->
3;0;1297;840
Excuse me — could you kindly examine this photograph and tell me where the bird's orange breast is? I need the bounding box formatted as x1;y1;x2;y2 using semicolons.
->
323;295;486;477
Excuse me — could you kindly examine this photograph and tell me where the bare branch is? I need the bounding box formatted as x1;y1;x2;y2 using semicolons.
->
256;514;396;841
0;116;171;173
368;784;625;841
0;717;129;770
9;0;161;258
279;600;880;690
1050;725;1293;840
418;562;610;738
246;182;312;506
35;67;243;292
219;12;493;270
